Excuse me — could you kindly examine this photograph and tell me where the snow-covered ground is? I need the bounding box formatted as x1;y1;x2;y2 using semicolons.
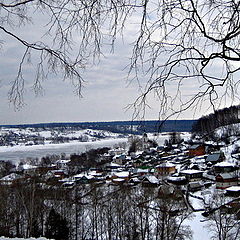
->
185;188;214;240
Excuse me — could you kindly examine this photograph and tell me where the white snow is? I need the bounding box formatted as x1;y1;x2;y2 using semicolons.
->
181;169;203;174
225;185;240;192
214;161;236;167
114;171;129;178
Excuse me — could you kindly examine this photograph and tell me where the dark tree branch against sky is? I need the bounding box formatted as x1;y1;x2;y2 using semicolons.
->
1;0;240;123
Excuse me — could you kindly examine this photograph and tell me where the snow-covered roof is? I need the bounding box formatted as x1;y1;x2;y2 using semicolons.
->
21;164;38;170
73;174;94;180
112;178;125;182
156;162;175;168
167;176;186;182
225;186;240;192
73;173;84;179
109;162;121;167
56;159;71;164
135;168;149;173
214;161;235;167
181;169;203;174
114;171;129;178
0;173;22;181
216;172;237;179
143;175;159;184
89;171;103;177
189;144;203;150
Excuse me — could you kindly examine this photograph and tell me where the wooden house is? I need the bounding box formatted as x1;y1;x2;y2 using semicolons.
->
180;169;204;182
188;144;205;157
214;161;238;174
216;172;238;189
0;173;24;186
111;171;130;184
112;154;127;165
155;162;176;178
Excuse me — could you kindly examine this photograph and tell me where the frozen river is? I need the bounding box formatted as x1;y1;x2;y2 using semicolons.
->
0;138;128;163
0;133;190;163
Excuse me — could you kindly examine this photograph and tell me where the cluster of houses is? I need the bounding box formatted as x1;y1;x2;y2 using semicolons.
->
0;134;240;197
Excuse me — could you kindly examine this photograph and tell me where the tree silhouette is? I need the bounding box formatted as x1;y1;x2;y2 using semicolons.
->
45;208;69;240
1;1;240;116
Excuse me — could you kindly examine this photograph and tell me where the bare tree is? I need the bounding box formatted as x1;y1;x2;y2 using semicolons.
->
206;192;240;240
1;1;240;116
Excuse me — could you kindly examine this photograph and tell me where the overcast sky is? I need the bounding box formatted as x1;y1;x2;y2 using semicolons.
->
0;3;235;125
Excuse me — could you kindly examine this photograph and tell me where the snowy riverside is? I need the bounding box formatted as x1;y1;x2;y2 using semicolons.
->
0;109;240;239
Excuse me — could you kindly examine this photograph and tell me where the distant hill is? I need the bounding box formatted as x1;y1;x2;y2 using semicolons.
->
1;120;196;134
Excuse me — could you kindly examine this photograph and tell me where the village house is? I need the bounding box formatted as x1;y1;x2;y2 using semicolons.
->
132;158;144;168
133;168;151;177
142;175;160;187
180;169;204;181
18;164;39;177
111;171;130;184
188;144;205;157
205;152;225;164
73;174;95;184
108;148;125;156
167;175;187;185
0;173;24;186
214;161;238;174
155;162;176;178
216;172;238;189
56;159;71;170
112;154;128;165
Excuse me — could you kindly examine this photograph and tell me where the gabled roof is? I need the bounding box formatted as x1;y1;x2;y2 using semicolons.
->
216;172;238;180
189;144;203;150
142;175;159;184
0;173;22;181
206;153;221;162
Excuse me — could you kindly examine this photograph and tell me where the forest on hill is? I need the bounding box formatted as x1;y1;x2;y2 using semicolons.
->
192;105;240;137
1;120;196;134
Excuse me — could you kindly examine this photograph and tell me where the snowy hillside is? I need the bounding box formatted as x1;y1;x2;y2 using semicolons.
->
0;127;122;148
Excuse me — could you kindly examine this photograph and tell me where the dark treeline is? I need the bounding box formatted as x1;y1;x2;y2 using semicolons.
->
1;120;196;134
0;182;193;240
192;105;240;136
